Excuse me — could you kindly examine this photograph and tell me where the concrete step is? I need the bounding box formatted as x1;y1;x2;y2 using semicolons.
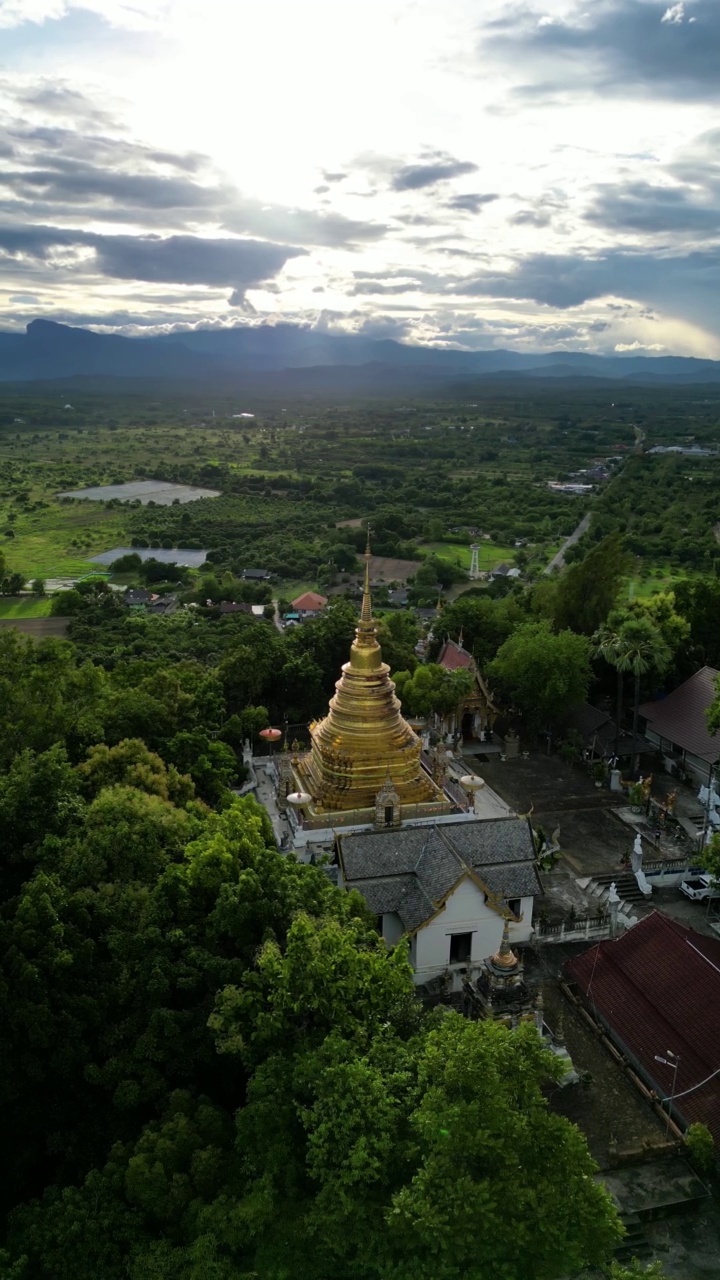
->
591;871;648;904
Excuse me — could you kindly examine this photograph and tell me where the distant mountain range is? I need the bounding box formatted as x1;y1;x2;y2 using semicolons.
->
1;319;720;391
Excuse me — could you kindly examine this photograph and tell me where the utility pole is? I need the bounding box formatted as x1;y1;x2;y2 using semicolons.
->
654;1049;680;1135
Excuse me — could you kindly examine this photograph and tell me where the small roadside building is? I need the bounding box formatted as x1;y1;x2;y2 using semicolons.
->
291;590;328;618
337;817;540;987
566;911;720;1142
639;666;720;784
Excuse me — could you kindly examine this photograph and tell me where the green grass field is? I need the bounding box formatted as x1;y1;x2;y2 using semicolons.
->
0;596;53;618
2;501;128;579
421;541;518;570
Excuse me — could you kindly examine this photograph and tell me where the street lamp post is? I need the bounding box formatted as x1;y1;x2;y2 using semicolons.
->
654;1049;680;1135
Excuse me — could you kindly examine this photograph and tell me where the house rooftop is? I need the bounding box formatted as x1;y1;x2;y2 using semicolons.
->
639;666;720;766
566;911;720;1141
291;591;328;611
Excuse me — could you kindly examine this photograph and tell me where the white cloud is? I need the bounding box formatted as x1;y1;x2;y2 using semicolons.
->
615;340;666;351
0;0;64;26
661;3;686;23
0;0;168;28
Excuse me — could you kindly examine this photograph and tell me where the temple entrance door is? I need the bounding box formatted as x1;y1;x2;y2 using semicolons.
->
384;804;394;826
461;711;474;741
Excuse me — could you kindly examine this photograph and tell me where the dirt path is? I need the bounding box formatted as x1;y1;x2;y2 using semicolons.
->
544;511;591;574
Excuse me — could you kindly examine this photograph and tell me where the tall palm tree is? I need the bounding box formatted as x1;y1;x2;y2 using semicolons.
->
594;615;673;773
593;620;625;761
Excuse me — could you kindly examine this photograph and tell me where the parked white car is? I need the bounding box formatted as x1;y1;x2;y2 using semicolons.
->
679;874;720;902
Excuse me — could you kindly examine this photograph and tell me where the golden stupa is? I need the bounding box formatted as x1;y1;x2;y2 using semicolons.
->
293;541;456;828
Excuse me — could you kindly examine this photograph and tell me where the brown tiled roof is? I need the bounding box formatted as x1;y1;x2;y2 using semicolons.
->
639;666;720;765
291;591;328;611
437;639;475;671
566;912;720;1141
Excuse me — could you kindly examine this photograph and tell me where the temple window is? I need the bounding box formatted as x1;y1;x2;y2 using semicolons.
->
449;932;473;964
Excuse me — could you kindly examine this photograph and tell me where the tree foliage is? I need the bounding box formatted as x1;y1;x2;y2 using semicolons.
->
488;622;592;731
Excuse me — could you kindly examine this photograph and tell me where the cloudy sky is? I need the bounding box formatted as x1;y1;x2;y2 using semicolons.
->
1;0;719;354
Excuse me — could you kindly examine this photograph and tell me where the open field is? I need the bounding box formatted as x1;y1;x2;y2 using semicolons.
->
0;614;69;638
423;540;518;570
0;595;52;618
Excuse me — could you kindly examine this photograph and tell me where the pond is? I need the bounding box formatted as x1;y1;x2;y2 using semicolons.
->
57;480;220;505
91;547;209;567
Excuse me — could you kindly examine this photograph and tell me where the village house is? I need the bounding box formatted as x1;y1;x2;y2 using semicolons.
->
291;590;328;618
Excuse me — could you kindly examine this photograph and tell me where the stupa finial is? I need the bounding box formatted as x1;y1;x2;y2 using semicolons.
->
357;526;374;636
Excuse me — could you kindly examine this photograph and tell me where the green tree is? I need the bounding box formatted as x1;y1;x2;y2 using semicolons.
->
394;664;474;719
163;730;237;807
430;594;526;667
488;622;592;733
684;1122;715;1173
30;578;46;597
553;533;632;634
611;615;672;772
595;604;677;764
77;738;195;806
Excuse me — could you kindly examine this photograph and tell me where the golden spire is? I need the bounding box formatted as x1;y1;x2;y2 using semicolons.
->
297;526;438;812
491;919;518;970
356;528;375;647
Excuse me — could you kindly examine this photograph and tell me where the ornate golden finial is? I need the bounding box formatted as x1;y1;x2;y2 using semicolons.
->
491;919;518;970
458;627;465;649
355;526;376;649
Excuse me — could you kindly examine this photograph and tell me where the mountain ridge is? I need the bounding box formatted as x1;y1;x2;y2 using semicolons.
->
0;318;718;388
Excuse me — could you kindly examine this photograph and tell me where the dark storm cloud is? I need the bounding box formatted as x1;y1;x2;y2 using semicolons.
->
0;84;386;248
0;163;226;210
452;249;720;328
446;193;498;214
94;235;303;290
585;180;720;236
509;207;554;227
0;224;305;297
4;81;119;130
482;0;720;101
391;157;478;191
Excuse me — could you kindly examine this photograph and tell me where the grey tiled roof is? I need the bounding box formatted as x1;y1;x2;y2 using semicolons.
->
444;817;535;867
482;863;540;901
338;817;539;933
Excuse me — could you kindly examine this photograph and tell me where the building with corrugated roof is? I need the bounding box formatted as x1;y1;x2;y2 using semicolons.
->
640;666;720;784
566;911;720;1141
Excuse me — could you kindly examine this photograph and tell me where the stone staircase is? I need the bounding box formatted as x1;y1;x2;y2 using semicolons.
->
578;870;646;917
615;1211;650;1259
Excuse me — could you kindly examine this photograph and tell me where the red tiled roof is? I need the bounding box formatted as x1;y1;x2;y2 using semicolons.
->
566;912;720;1141
437;639;475;671
639;666;720;765
291;591;328;611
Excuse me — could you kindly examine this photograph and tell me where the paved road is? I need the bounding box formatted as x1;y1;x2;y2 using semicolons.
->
544;512;591;574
